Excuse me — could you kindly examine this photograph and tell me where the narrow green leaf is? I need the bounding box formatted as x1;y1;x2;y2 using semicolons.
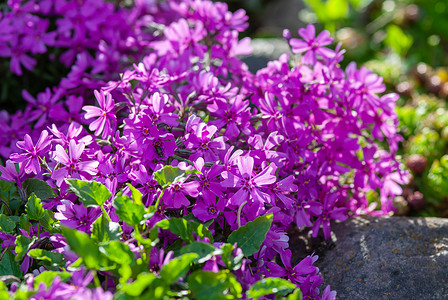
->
15;235;35;260
39;211;56;232
33;271;71;289
188;270;242;300
0;251;22;278
61;227;109;269
22;178;56;200
0;214;16;233
28;249;64;266
180;242;217;263
113;192;145;226
286;288;303;300
91;214;122;243
100;240;134;265
121;273;156;297
154;166;184;187
19;215;30;232
160;253;198;285
26;193;45;220
155;217;213;244
247;278;297;299
220;243;244;271
66;179;111;207
156;218;191;242
127;183;143;205
227;213;273;257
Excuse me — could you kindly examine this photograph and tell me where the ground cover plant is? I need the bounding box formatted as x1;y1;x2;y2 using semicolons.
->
0;0;408;299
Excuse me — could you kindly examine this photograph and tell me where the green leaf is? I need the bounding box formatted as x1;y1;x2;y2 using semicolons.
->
19;215;31;232
0;251;22;278
160;253;198;285
156;218;190;241
188;270;242;300
127;183;143;205
22;178;56;200
33;271;71;289
155;217;213;244
227;213;273;257
0;179;14;193
113;192;145;226
0;214;16;233
286;288;304;300
220;243;244;271
121;272;156;297
100;240;134;265
15;235;35;260
247;278;298;299
91;214;122;243
39;210;56;232
61;227;109;270
66;179;111;207
28;249;64;266
180;242;217;263
26;193;45;220
154;166;184;187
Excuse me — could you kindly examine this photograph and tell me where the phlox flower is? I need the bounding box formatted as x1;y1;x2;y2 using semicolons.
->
10;130;52;174
289;24;334;64
0;159;24;185
55;200;101;233
51;140;98;186
222;156;276;206
83;90;116;139
311;192;347;239
267;249;317;284
161;178;200;209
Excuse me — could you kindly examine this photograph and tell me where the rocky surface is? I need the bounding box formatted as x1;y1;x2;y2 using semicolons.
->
312;216;448;299
240;38;289;73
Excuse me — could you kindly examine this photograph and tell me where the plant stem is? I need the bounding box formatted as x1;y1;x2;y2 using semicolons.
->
237;201;247;228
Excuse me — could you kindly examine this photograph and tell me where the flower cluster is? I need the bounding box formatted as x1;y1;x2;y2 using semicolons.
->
0;0;408;299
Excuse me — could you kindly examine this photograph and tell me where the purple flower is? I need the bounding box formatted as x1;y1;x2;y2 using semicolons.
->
10;130;52;174
222;156;276;206
289;24;334;64
192;194;226;222
51;140;98;186
267;249;317;284
149;247;173;275
161;178;200;209
55;200;101;233
208;96;252;139
83;90;116;139
311;192;347;239
0;159;24;184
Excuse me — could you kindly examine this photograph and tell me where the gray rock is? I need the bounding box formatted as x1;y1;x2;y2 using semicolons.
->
240;38;289;73
314;216;448;299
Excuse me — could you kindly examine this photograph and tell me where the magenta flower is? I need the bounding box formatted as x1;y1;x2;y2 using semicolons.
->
192;194;226;222
222;156;276;206
55;200;101;233
267;249;317;284
161;178;200;209
289;24;334;64
51;140;98;186
311;192;347;239
0;159;24;184
185;123;226;162
83;90;116;139
10;130;52;174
